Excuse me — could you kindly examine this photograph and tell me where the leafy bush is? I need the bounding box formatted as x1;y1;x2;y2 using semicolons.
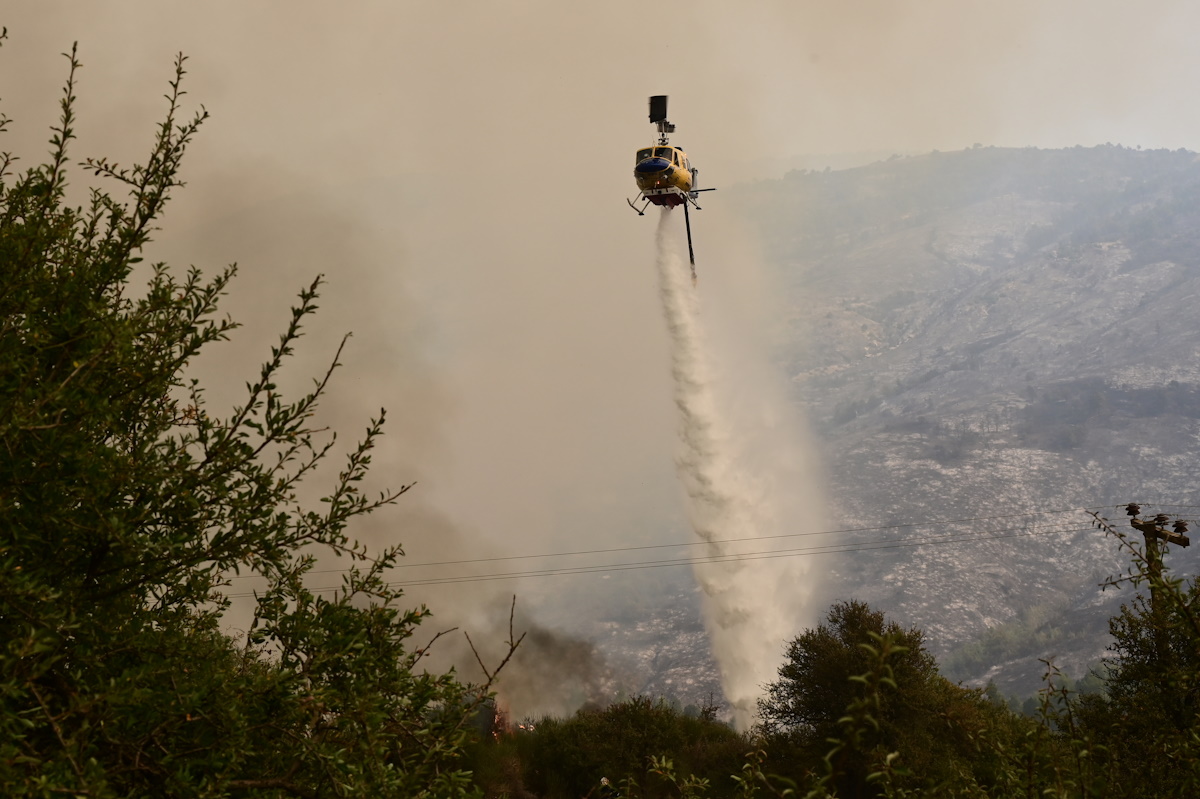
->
758;600;1023;796
0;41;491;798
470;697;745;799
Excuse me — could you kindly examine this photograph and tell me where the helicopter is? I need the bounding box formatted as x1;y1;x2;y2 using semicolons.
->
627;95;715;281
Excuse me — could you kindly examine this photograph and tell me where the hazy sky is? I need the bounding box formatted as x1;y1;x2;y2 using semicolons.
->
9;3;1200;175
6;1;1200;706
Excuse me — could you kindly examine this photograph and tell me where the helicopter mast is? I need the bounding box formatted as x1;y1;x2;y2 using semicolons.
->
649;95;675;146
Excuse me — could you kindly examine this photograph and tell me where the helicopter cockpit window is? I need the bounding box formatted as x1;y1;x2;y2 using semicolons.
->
636;148;654;163
654;147;676;161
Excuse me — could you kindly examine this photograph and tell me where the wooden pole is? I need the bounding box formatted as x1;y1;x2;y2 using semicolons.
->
1127;506;1190;665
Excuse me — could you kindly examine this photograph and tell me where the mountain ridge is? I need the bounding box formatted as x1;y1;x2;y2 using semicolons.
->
735;144;1200;695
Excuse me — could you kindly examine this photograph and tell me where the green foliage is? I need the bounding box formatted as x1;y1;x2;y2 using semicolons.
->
780;517;1200;799
1010;378;1200;454
469;697;746;799
941;600;1077;683
473;531;1200;799
1070;513;1200;797
0;44;488;797
1021;661;1114;799
758;601;1020;796
729;750;797;799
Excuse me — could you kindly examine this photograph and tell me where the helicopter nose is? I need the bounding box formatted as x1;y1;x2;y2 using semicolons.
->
635;157;671;174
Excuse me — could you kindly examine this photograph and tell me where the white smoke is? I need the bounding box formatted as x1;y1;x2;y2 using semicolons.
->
653;208;825;729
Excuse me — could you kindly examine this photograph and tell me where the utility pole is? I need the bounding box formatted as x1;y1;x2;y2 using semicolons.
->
1124;503;1190;663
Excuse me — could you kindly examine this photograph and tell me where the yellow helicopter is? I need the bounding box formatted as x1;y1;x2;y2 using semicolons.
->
627;95;715;280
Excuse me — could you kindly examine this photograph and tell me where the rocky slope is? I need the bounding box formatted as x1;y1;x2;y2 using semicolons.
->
732;145;1200;695
546;146;1200;716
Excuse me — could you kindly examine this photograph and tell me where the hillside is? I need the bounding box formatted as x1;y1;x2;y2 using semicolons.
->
730;145;1200;694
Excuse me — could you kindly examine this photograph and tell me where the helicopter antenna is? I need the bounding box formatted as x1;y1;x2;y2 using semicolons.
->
649;95;675;146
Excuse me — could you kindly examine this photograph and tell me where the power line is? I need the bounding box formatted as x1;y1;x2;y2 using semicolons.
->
373;524;1091;589
226;506;1095;580
222;516;1094;598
